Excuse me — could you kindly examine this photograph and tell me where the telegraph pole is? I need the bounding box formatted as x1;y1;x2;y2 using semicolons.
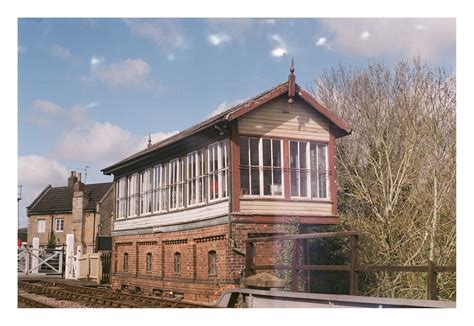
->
17;185;22;229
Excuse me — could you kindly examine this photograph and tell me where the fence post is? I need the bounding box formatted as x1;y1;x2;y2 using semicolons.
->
427;260;438;300
31;238;39;274
349;235;359;296
65;234;75;279
291;239;300;292
245;242;255;277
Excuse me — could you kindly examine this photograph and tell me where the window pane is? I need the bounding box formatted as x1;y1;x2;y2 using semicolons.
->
299;142;308;197
291;170;298;196
290;141;298;168
262;139;271;166
241;169;249;195
273;169;282;195
240;137;249;166
272;139;281;167
250;138;259;166
318;144;327;198
263;169;272;195
310;144;318;198
251;168;260;195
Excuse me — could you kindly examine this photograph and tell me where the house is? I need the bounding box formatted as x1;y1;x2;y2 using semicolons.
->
26;171;114;253
101;63;351;302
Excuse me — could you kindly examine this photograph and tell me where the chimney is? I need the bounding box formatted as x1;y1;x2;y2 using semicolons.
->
73;172;84;191
68;171;78;187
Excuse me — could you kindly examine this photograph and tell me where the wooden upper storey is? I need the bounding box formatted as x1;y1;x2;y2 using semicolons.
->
102;78;350;230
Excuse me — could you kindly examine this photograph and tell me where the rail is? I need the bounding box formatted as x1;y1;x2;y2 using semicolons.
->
244;231;455;301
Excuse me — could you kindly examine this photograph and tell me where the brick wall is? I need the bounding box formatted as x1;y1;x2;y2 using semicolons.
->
110;221;293;303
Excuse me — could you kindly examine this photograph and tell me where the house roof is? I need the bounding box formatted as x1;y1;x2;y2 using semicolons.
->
102;80;351;175
27;182;113;215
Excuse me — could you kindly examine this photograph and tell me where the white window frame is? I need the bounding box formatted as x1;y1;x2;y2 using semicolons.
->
290;140;329;200
37;219;46;233
240;137;284;197
153;164;168;213
116;177;127;219
208;140;229;202
187;150;206;207
127;173;139;217
169;159;184;210
54;218;64;232
140;168;153;215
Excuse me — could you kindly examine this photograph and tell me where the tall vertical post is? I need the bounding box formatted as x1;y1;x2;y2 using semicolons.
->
65;234;75;279
245;242;255;277
349;235;359;295
31;238;39;274
427;260;438;300
291;239;300;292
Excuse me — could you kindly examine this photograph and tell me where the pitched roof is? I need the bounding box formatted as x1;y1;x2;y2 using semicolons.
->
102;81;351;175
27;182;113;215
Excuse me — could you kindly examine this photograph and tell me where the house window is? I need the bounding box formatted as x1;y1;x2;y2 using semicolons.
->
208;250;217;276
54;218;64;232
116;177;127;219
290;141;329;199
127;173;139;217
187;150;206;206
37;219;45;233
123;253;129;272
174;252;181;274
146;252;152;272
208;140;229;201
240;137;283;196
140;168;153;215
153;164;168;212
169;159;184;210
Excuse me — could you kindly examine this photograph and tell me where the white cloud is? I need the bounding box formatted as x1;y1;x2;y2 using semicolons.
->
29;99;96;129
137;131;179;151
360;30;370;40
208;33;231;46
270;34;288;57
19;155;69;189
318;18;455;61
124;19;185;59
33;99;64;115
49;44;72;60
91;58;160;91
316;37;327;46
90;56;104;66
208;99;243;118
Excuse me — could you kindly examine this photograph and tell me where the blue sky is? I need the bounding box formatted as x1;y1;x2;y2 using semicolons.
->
17;18;456;227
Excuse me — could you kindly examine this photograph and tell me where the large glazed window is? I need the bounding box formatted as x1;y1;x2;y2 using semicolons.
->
208;140;229;201
169;159;184;210
127;173;139;217
116;177;127;219
153;164;168;212
140;168;153;215
187;150;206;206
290;141;328;199
240;137;283;196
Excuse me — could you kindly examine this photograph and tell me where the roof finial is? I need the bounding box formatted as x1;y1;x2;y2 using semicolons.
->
147;133;152;148
290;57;295;74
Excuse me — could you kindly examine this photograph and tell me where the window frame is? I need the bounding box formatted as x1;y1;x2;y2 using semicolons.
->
123;252;129;272
54;218;64;232
208;250;217;276
187;150;206;208
240;136;284;198
174;252;181;275
208;140;229;202
37;219;46;233
140;168;153;216
289;140;330;200
116;177;127;219
127;173;140;217
153;164;168;213
146;252;152;272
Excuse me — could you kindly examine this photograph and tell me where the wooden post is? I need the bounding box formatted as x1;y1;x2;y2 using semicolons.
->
427;260;438;300
245;242;255;277
291;239;300;292
349;235;359;296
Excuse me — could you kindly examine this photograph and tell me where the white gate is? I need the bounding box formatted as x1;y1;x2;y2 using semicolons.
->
17;247;63;275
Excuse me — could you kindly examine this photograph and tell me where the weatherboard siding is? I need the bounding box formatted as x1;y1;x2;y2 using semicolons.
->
113;200;229;231
238;96;330;141
239;199;333;216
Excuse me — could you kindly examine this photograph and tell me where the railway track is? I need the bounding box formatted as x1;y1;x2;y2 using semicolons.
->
18;280;214;308
18;294;56;308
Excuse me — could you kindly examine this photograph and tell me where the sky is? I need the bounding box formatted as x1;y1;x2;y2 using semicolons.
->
17;17;456;228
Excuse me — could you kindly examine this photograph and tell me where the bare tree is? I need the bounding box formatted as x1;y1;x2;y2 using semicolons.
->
313;58;456;300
